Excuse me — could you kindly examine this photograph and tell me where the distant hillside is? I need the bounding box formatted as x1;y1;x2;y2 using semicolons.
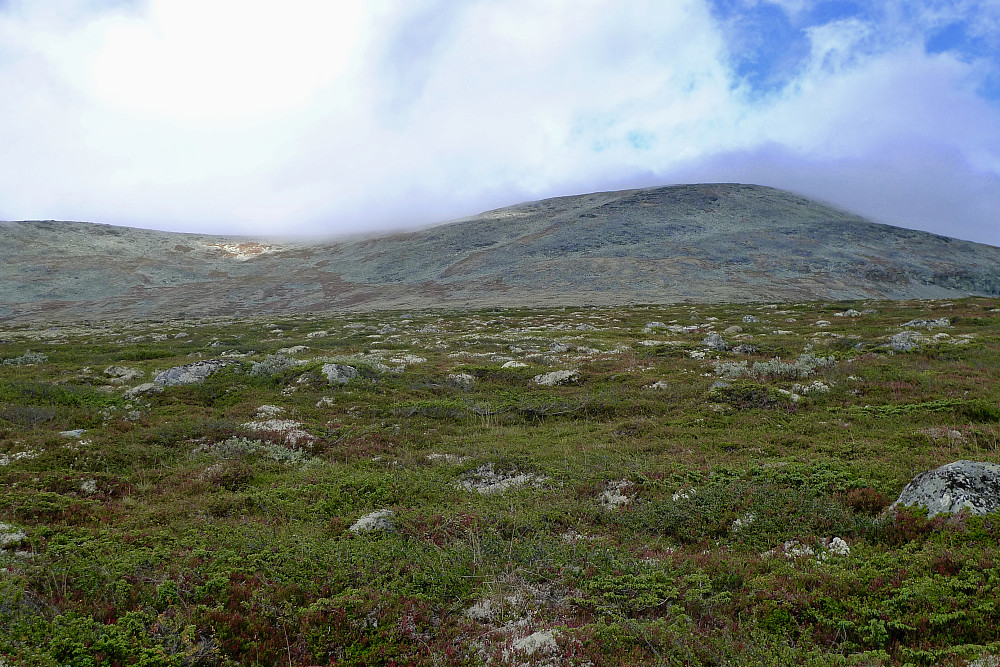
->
3;183;999;321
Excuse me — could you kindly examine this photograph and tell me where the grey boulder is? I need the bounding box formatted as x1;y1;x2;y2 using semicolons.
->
892;460;1000;517
153;360;237;386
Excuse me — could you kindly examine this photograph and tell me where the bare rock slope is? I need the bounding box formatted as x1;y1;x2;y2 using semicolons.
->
3;183;999;321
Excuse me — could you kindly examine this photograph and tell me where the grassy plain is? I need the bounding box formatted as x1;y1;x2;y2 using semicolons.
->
0;298;999;666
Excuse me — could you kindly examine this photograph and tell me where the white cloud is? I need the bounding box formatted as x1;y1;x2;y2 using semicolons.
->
0;0;996;246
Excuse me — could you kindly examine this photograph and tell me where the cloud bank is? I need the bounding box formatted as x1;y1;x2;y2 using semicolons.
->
0;0;997;245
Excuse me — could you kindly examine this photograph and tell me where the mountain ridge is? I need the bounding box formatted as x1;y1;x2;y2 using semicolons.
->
3;183;999;321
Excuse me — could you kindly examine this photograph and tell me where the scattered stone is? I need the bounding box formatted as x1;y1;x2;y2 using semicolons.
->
533;370;579;386
732;343;758;355
446;373;475;390
891;460;1000;517
60;429;86;438
390;354;427;365
322;363;358;385
0;523;27;551
276;345;309;355
305;330;328;339
742;315;759;323
104;366;144;383
350;509;394;533
647;381;670;390
455;463;547;495
502;360;528;368
902;318;951;329
124;383;163;399
702;332;729;351
549;343;570;353
888;330;920;352
723;325;743;335
834;309;861;317
643;321;667;332
154;359;237;386
814;320;831;327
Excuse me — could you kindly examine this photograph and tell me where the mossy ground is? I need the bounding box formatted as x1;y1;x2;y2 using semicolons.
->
0;298;999;666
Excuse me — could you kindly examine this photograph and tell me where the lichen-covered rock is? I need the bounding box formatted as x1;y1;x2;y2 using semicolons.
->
902;318;950;329
533;369;579;386
124;382;163;398
888;331;920;352
702;332;729;351
154;359;236;386
892;460;1000;517
322;363;358;385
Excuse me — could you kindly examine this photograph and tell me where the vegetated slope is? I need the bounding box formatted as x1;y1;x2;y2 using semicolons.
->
3;183;999;321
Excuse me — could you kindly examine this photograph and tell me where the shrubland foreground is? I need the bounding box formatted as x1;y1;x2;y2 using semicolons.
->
0;298;999;666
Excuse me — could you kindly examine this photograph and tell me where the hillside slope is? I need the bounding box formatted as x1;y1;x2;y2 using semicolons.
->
3;183;999;320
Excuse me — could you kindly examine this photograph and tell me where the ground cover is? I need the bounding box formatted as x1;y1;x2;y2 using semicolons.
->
0;298;998;666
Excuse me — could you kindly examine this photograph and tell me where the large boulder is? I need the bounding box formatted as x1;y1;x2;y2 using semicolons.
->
153;360;237;386
892;460;1000;517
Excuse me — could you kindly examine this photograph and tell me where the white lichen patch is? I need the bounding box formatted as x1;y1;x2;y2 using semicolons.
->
350;509;394;533
0;450;38;466
600;480;633;509
241;419;316;447
672;488;696;502
455;463;547;495
427;453;469;465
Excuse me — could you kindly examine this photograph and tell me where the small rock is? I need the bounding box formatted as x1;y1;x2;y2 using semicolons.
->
742;315;760;323
647;380;670;390
104;366;144;383
902;318;951;329
533;370;579;386
702;332;729;351
154;359;236;386
549;343;570;353
732;343;758;355
124;383;163;399
502;361;529;368
723;325;743;335
60;429;86;438
276;345;309;355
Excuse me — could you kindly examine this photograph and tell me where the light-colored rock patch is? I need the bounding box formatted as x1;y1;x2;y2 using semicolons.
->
242;419;316;447
532;370;579;386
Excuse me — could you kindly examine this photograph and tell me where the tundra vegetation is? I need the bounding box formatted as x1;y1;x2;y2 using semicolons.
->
0;298;998;666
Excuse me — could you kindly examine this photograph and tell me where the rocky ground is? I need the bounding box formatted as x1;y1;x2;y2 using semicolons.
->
0;298;999;665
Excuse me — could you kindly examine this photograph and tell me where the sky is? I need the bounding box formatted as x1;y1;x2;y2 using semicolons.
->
0;0;998;245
